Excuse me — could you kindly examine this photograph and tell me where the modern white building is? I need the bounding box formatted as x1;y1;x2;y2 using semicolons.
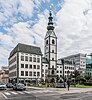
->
8;43;42;83
61;53;86;75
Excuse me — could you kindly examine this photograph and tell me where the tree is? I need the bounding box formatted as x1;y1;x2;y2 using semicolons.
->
56;75;60;82
84;74;91;81
73;70;81;83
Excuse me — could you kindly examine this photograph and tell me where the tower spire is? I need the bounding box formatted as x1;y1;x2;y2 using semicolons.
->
47;11;54;30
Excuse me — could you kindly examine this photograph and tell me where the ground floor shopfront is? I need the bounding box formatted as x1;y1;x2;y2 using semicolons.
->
9;78;41;85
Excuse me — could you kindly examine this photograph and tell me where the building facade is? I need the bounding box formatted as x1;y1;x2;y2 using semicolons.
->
86;53;92;76
61;53;86;76
8;12;86;83
57;59;74;79
9;43;42;83
44;11;57;81
0;66;9;83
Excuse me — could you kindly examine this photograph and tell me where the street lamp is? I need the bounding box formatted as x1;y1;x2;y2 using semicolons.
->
67;70;70;91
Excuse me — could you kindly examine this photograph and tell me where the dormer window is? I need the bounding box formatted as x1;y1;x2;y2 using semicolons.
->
52;39;55;44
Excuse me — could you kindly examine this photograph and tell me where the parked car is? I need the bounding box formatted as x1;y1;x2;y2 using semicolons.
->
0;82;6;90
13;83;26;91
6;83;13;88
54;82;66;88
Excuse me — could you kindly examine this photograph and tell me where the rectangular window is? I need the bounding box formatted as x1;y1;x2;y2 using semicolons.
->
45;70;48;73
21;56;24;61
52;50;54;53
60;71;62;73
60;75;62;77
25;56;28;61
33;57;36;62
42;74;44;77
52;58;54;61
52;66;54;68
21;71;24;76
29;65;32;68
21;64;24;68
42;69;44;72
37;72;40;76
33;72;36;76
37;58;40;63
25;71;28;76
33;65;36;69
29;57;32;62
25;64;28;68
37;65;40;69
29;71;32;76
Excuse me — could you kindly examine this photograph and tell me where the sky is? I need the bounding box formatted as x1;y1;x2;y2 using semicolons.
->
0;0;92;67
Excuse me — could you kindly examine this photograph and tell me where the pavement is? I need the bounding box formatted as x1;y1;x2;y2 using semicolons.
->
0;87;92;100
26;86;92;94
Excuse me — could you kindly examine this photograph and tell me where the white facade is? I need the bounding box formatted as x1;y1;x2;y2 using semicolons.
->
64;64;74;78
56;65;63;77
42;63;48;81
63;53;86;75
9;53;17;79
9;43;42;83
18;52;42;80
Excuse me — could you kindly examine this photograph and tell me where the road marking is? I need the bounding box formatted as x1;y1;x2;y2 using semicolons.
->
17;91;25;94
4;92;11;95
24;91;31;94
30;90;53;93
11;91;18;94
1;93;8;99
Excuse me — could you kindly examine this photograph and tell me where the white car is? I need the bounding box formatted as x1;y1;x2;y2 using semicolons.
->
0;82;6;90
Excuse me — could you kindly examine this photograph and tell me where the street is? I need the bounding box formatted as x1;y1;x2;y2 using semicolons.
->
0;88;92;100
36;92;92;100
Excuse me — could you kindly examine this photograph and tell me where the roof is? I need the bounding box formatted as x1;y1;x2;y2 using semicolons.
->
57;59;74;65
57;59;62;65
45;30;56;38
9;43;42;58
59;53;86;60
42;57;49;64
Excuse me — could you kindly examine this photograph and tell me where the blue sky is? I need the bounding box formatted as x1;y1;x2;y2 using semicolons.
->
0;0;92;67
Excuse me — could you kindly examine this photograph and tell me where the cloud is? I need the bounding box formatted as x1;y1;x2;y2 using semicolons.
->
0;0;35;26
1;0;92;67
56;0;92;58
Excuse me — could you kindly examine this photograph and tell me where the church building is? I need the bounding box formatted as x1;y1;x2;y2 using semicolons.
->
8;11;75;83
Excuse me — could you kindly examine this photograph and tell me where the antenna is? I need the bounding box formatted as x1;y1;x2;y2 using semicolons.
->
32;36;36;44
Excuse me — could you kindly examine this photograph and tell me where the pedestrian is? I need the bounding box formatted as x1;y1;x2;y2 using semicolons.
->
67;80;70;91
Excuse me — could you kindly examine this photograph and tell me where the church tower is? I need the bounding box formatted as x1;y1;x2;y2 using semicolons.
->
44;11;57;81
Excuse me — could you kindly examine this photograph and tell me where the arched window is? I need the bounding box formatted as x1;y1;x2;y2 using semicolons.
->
52;70;54;74
46;40;48;44
52;39;55;44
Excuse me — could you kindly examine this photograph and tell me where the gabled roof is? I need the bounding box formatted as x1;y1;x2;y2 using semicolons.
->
9;43;42;58
42;57;49;64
